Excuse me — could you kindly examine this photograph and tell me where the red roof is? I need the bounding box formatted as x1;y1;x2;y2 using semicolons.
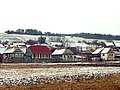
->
29;45;51;54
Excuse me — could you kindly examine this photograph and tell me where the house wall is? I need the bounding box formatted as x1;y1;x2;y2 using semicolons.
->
62;55;73;61
101;53;108;60
32;53;51;59
3;53;25;63
101;48;115;61
108;53;115;60
101;53;115;61
32;53;52;63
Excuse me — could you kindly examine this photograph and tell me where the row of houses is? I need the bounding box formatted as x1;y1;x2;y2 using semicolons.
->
0;42;120;63
92;47;120;61
0;44;52;63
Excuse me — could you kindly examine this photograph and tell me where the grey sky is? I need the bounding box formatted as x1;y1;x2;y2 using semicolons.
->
0;0;120;35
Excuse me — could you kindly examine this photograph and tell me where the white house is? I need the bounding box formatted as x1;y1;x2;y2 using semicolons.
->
101;48;115;60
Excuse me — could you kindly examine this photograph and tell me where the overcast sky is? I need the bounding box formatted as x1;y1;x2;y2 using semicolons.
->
0;0;120;35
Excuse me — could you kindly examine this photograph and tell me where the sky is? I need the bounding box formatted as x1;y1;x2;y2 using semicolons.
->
0;0;120;35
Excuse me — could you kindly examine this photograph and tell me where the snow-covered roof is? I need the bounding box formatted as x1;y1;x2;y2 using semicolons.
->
101;48;111;54
52;49;66;55
4;47;15;53
114;42;120;47
41;44;49;47
0;44;4;47
114;51;120;55
104;42;114;46
19;47;27;54
51;42;62;46
92;48;104;54
13;43;25;46
4;47;24;54
67;42;89;47
52;48;73;55
26;45;31;48
0;47;6;54
75;42;89;47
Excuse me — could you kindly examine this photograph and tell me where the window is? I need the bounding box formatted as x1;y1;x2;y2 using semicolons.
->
15;54;19;57
12;54;15;57
21;54;24;57
7;54;9;57
46;54;48;58
39;54;41;58
110;54;113;56
44;54;46;58
32;54;36;59
10;54;12;58
42;54;44;58
36;54;38;58
18;54;24;57
18;54;21;57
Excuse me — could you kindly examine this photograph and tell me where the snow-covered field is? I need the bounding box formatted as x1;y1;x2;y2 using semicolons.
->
1;33;120;44
0;33;40;43
0;67;120;79
0;33;107;43
0;66;120;86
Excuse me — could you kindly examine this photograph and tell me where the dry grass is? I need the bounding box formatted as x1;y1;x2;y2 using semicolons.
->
0;74;120;90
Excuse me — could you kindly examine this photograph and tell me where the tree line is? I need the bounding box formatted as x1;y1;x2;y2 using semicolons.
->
5;29;120;40
5;29;43;35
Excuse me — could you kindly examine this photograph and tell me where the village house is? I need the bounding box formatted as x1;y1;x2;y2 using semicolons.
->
66;47;93;62
79;50;93;61
67;47;79;55
92;47;104;61
3;46;26;63
28;45;52;63
101;48;115;61
52;48;73;62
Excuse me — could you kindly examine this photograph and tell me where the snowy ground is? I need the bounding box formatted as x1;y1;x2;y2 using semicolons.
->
0;67;120;80
0;66;120;86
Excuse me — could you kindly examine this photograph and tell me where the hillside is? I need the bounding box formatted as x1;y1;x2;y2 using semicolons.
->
0;33;120;44
5;29;120;40
0;33;40;43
